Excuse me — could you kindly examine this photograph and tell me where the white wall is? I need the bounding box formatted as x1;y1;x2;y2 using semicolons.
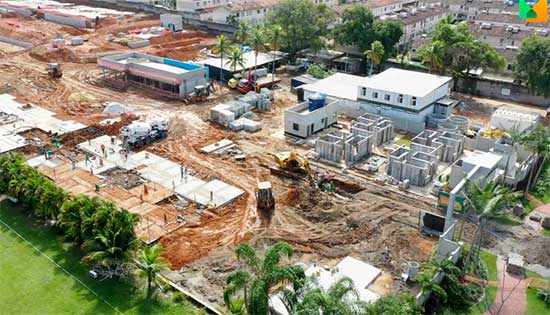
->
284;101;339;138
358;82;449;110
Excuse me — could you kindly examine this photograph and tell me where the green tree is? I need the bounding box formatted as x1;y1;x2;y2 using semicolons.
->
213;34;232;82
306;63;336;79
267;24;285;88
364;40;384;76
419;271;447;303
418;40;446;73
366;293;422;315
58;195;101;245
84;209;139;266
520;124;550;196
293;277;367;315
135;243;170;299
235;20;251;45
420;20;506;82
334;5;402;57
223;242;305;315
226;46;246;73
250;27;267;72
515;35;550;97
267;0;335;60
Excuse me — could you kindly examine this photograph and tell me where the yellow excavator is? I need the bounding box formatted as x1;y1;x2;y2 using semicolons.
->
271;151;314;182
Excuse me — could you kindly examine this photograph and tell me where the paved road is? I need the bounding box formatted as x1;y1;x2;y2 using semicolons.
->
486;258;527;315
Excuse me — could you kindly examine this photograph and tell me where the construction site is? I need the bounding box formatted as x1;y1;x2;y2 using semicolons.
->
1;1;550;313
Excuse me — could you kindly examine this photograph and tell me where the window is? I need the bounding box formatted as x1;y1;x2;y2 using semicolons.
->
398;94;403;103
293;123;299;131
372;92;378;99
384;94;390;101
361;87;367;96
411;97;417;106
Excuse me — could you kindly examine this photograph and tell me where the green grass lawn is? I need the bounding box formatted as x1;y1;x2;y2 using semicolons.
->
543;228;550;237
526;287;550;315
395;136;412;147
465;250;498;315
0;200;199;315
493;216;523;226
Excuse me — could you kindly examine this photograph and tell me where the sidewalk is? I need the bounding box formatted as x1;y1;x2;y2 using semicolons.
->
485;258;527;315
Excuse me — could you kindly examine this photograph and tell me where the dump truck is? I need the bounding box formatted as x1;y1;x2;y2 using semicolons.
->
120;119;168;148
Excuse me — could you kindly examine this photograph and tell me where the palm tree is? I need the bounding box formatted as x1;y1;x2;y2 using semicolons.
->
418;40;445;74
135;243;170;299
364;41;384;77
419;271;447;303
223;242;305;315
267;24;284;88
213;34;232;83
250;27;267;73
58;195;101;245
293;277;367;315
235;20;251;45
226;46;246;73
519;124;550;197
84;209;139;266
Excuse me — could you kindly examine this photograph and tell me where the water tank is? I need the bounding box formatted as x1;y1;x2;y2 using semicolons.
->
438;121;459;133
449;115;470;133
308;93;326;112
427;113;448;129
408;261;420;280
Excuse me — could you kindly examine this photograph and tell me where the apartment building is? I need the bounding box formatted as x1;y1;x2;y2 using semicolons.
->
198;0;278;26
392;5;450;46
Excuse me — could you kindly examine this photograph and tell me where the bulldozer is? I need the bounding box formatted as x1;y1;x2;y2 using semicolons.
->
270;151;314;183
48;63;62;79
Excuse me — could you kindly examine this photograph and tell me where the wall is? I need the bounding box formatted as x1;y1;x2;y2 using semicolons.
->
284;100;339;138
456;77;550;108
44;13;88;29
0;36;33;49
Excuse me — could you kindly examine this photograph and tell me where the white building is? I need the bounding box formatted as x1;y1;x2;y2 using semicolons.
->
393;5;450;46
160;13;183;32
286;68;455;136
176;0;233;11
198;0;278;26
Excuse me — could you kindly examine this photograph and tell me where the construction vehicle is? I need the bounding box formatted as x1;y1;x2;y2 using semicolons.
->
48;63;62;79
256;181;275;211
120;119;168;148
237;71;280;94
271;151;314;183
185;82;214;103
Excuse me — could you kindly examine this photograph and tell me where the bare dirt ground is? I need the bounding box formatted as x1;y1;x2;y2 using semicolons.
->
3;11;538;311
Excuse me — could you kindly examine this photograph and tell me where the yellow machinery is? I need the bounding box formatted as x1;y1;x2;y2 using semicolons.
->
272;151;313;179
228;78;239;89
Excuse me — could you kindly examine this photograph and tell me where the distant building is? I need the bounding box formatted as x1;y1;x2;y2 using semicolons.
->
198;0;278;26
160;13;183;32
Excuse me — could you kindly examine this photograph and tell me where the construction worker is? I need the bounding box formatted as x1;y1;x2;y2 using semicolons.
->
100;143;105;156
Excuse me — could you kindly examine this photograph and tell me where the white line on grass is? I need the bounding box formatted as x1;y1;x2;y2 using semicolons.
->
0;216;123;315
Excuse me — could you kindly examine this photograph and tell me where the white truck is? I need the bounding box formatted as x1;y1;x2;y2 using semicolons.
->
120;119;168;148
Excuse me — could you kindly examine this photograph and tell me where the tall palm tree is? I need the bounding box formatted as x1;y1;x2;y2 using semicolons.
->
135;243;170;299
226;46;246;73
267;24;284;88
419;40;445;74
293;277;367;315
235;20;251;45
519;124;550;197
364;41;384;77
224;242;305;315
213;34;232;83
250;27;267;73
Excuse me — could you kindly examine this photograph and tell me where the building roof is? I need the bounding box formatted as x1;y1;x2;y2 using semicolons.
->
301;73;371;101
361;68;452;97
391;7;449;25
462;150;502;171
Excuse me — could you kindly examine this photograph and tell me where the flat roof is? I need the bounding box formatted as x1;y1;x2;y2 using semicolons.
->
462;150;502;170
301;73;371;101
201;51;280;72
361;68;452;97
135;60;188;75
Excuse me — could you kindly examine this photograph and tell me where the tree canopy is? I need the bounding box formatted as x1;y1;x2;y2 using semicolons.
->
267;0;335;60
419;21;506;78
515;35;550;97
333;5;403;57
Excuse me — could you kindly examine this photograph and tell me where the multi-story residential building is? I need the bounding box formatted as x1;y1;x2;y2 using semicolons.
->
335;0;415;17
392;5;450;46
198;0;278;26
176;0;233;11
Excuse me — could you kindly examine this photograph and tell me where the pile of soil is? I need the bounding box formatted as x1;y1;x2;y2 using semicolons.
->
521;236;550;267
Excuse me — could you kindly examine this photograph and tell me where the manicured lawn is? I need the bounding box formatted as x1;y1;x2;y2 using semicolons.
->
395;136;412;147
467;250;498;315
526;287;550;315
543;228;550;237
0;200;198;315
479;250;498;282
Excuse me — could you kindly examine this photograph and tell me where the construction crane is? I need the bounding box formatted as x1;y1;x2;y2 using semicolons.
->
47;63;62;79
